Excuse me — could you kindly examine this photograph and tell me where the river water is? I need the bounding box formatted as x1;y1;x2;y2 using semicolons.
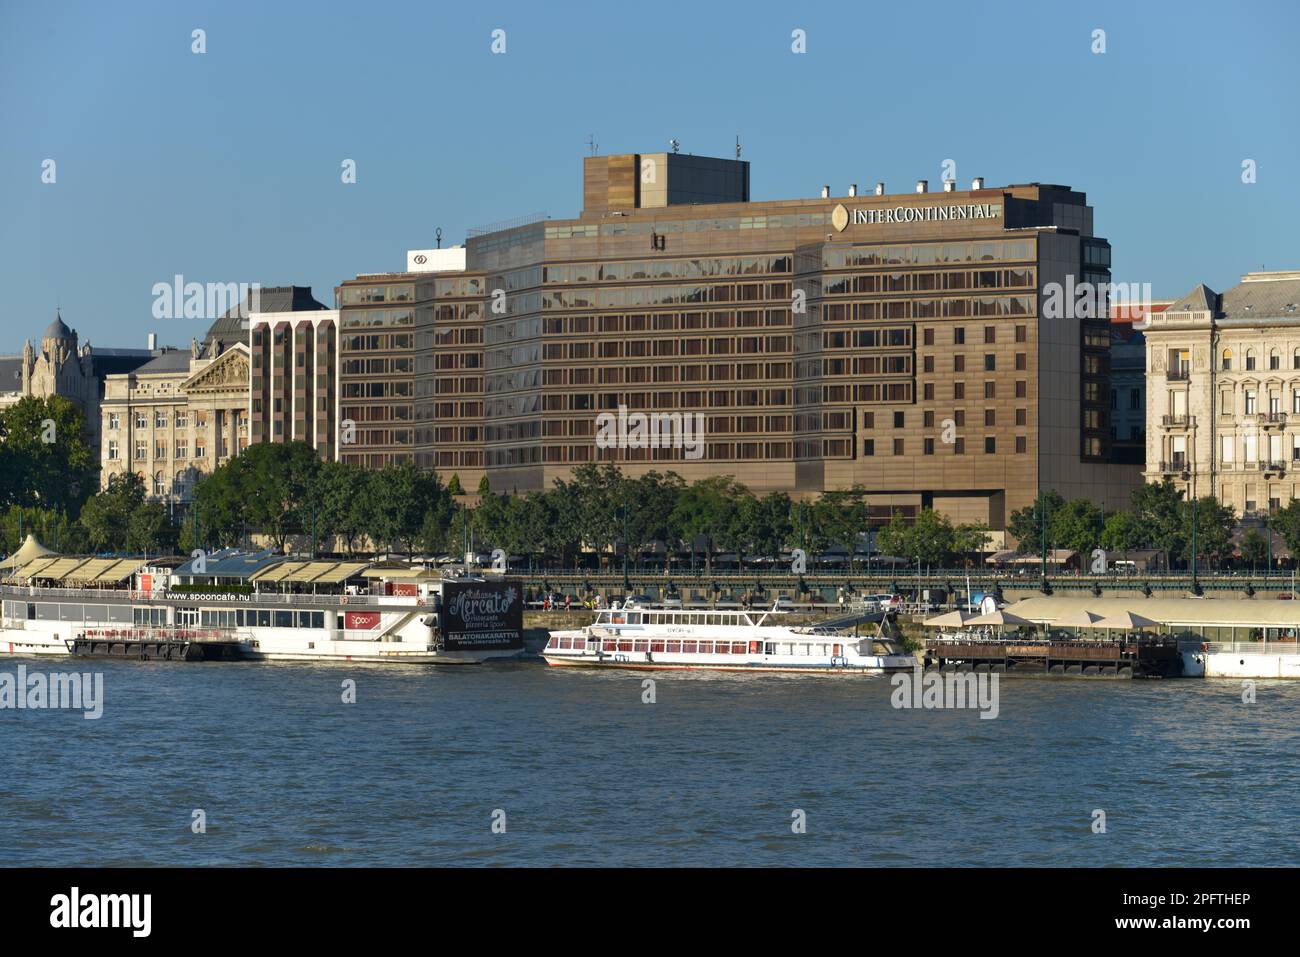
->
2;658;1297;866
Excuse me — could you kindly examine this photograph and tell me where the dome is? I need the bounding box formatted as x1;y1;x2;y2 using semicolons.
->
43;310;73;341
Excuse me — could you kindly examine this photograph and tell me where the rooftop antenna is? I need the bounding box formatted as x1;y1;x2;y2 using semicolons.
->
735;135;741;159
587;133;598;156
436;227;443;249
669;138;680;154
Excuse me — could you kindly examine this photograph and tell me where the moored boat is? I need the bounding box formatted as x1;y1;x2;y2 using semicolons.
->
542;602;913;674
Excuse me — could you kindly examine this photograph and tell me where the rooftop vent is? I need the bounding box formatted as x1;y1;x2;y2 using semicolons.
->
821;185;830;199
972;176;985;190
848;184;857;197
916;180;928;194
874;182;885;196
943;180;956;192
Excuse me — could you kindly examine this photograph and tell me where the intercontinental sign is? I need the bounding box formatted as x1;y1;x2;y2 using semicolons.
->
831;202;1002;231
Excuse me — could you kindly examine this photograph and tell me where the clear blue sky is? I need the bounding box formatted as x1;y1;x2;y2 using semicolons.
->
2;0;1297;354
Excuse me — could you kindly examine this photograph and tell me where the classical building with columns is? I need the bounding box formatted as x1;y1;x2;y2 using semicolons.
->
1139;270;1300;516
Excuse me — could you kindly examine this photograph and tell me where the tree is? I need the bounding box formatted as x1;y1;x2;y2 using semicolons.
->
667;474;749;573
876;508;956;567
1007;490;1066;553
1241;528;1268;570
952;523;992;566
1132;479;1187;569
446;474;464;496
315;460;372;555
1181;496;1234;568
0;395;97;513
1048;498;1105;555
1269;500;1300;566
1100;509;1142;552
79;472;148;552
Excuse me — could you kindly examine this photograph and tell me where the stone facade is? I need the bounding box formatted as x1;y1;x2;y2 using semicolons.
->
1140;271;1300;516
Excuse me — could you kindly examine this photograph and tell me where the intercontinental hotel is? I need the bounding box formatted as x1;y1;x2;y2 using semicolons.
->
254;149;1143;533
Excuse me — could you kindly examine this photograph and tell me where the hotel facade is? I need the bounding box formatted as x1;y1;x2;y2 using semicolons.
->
1140;270;1300;516
328;151;1140;530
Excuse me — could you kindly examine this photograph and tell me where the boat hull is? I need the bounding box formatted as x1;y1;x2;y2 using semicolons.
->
543;652;912;674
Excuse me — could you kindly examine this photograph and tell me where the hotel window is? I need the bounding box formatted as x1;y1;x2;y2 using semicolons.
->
196;410;209;428
954;438;965;454
1293;390;1300;414
923;383;934;400
1222;349;1232;370
195;439;206;459
108;413;120;430
954;411;965;426
154;440;167;459
984;326;996;343
1245;391;1256;414
1221;435;1234;464
175;440;188;459
176;410;188;428
984;410;996;427
1294;349;1300;370
134;440;146;460
984;437;996;454
893;438;904;455
893;412;904;428
1271;394;1282;415
1245;350;1256;371
1015;436;1027;453
1016;381;1027;398
1222;390;1234;414
862;412;874;428
924;411;934;428
154;472;167;497
1016;408;1027;426
922;328;934;345
107;440;119;460
1015;353;1026;371
954;355;965;372
924;438;935;455
954;327;965;344
863;439;874;456
135;412;147;430
1271;351;1281;371
1130;389;1139;410
954;383;965;400
155;412;167;429
1015;325;1026;343
984;382;996;399
984;354;996;372
923;356;934;372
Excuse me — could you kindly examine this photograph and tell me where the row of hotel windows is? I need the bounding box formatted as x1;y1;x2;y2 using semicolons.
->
542;282;792;310
1220;349;1300;371
543;255;794;284
539;311;793;335
820;268;1033;295
107;410;245;430
106;439;246;461
863;437;1027;455
815;239;1031;270
1216;434;1300;463
820;296;1034;322
341;308;418;328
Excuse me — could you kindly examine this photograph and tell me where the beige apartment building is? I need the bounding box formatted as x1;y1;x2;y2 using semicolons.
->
1140;270;1300;516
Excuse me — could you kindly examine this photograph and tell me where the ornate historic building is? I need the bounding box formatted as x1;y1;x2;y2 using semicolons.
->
0;311;154;451
100;336;252;504
1140;270;1300;516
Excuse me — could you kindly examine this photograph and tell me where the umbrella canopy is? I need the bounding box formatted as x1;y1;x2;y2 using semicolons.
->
1055;609;1107;628
0;534;56;572
1094;611;1161;630
964;609;1033;627
924;610;973;628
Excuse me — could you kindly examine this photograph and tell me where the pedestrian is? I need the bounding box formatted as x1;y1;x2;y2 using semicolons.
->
565;593;572;611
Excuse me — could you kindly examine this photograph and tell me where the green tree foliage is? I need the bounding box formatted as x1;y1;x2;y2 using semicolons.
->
876;508;956;566
1007;490;1066;552
0;395;97;513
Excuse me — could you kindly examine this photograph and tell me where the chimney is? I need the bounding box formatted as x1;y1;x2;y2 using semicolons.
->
874;182;885;196
971;176;984;190
848;184;857;197
820;185;830;199
943;180;956;192
916;180;928;194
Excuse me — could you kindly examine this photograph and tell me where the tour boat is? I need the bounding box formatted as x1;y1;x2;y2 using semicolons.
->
1;555;525;665
542;602;914;674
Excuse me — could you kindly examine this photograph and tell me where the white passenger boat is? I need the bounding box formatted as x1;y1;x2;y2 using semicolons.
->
1;550;525;665
542;602;914;674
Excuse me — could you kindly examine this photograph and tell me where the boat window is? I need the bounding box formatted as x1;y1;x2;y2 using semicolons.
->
628;613;641;624
682;641;697;654
667;641;681;653
633;640;648;652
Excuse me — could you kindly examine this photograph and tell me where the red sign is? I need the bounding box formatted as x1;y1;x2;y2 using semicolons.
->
393;583;418;597
344;611;381;630
139;574;153;594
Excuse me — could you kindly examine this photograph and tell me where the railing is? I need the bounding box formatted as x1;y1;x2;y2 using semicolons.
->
0;584;427;609
1161;414;1195;427
1158;460;1190;473
1167;369;1191;381
1204;641;1300;655
1258;412;1288;427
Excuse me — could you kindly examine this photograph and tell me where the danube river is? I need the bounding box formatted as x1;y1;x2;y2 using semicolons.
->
3;659;1297;866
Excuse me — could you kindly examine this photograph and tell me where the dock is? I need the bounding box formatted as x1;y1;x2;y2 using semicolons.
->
922;636;1184;678
67;629;246;662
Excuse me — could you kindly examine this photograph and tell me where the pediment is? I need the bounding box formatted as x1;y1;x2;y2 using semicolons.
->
181;344;249;394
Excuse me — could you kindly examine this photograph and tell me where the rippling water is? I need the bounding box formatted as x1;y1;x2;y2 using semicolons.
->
2;658;1298;866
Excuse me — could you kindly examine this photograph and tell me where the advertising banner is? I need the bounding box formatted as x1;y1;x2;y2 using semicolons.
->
440;580;523;651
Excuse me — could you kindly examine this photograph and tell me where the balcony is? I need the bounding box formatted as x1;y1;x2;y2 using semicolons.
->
1167;368;1191;381
1161;414;1195;429
1158;459;1191;475
1258;460;1288;476
1258;412;1288;429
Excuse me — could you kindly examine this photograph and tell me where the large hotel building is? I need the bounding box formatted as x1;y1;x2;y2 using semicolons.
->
324;150;1139;530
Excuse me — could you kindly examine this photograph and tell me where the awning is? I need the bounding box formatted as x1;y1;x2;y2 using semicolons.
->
252;561;311;583
39;558;94;582
6;556;60;579
96;559;146;582
63;558;118;582
314;562;370;584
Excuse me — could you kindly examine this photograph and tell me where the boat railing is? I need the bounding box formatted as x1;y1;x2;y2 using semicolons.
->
1203;641;1300;655
0;584;425;609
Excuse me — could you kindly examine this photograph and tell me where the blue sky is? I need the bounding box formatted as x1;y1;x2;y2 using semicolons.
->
2;0;1297;354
